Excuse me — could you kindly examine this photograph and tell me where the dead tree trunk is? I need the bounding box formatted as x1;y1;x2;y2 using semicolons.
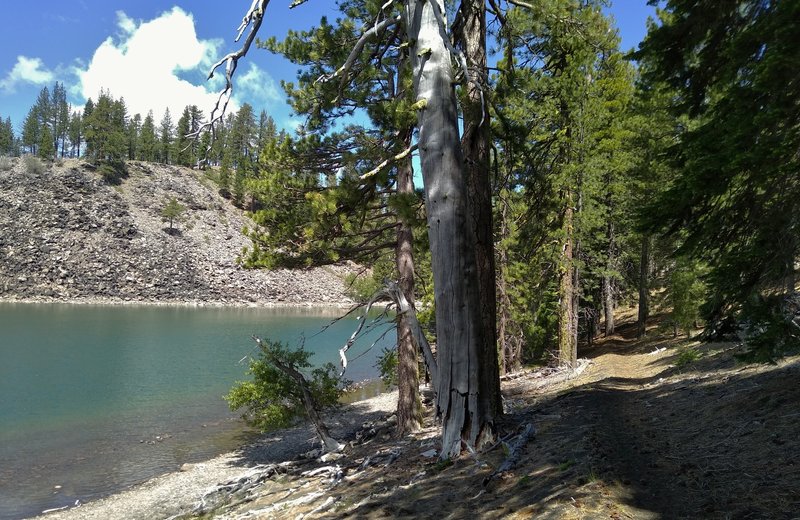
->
405;0;499;458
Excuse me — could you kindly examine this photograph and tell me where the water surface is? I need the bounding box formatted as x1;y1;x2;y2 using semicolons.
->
0;303;389;519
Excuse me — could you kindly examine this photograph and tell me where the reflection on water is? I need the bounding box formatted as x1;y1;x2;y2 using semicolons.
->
0;303;390;520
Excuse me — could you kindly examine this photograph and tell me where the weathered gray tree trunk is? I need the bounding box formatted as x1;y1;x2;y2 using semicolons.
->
395;142;422;436
459;0;502;418
404;0;499;458
637;235;650;338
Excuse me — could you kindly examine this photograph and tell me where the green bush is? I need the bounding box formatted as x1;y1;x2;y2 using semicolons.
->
0;156;12;171
23;155;45;174
675;347;701;368
226;338;347;431
375;346;398;387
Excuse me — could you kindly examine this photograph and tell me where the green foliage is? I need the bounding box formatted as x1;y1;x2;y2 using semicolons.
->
375;346;398;387
226;338;346;431
23;155;44;175
38;124;55;160
83;90;128;180
160;197;187;232
0;116;16;156
675;347;701;368
637;1;800;332
736;296;800;363
669;258;707;337
0;156;12;171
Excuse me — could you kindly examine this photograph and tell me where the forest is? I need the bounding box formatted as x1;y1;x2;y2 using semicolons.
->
1;0;798;462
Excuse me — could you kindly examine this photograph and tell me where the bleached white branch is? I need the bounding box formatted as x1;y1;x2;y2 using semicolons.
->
359;144;418;180
188;0;269;145
316;14;402;98
427;0;469;84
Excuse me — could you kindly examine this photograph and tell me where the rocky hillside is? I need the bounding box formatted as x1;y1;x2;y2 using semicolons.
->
0;158;355;305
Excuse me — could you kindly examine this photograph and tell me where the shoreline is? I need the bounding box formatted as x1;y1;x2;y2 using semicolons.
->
29;388;399;520
0;296;356;309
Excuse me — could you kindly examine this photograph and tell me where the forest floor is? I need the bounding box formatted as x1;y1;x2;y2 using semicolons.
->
37;313;800;520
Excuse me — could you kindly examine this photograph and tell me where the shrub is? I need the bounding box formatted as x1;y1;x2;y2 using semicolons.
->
375;346;398;387
23;155;45;175
160;197;187;233
226;338;348;432
0;156;12;171
675;347;701;368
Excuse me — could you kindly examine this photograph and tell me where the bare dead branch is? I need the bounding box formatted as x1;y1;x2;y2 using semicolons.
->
427;0;469;83
188;0;269;143
359;144;418;180
507;0;534;9
338;288;391;376
316;14;402;102
482;423;535;486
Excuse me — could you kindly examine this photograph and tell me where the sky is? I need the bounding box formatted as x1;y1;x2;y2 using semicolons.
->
0;1;657;135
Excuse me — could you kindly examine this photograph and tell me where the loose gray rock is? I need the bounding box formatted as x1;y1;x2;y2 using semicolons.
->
0;159;357;306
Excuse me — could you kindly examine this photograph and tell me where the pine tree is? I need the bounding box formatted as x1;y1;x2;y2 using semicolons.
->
83;91;127;177
139;111;157;162
158;108;173;164
174;106;192;166
636;0;800;347
21;107;41;155
127;113;141;160
51;82;69;158
0;116;16;156
68;110;82;158
37;124;55;160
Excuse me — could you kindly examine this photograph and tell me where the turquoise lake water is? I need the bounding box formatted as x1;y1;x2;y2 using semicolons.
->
0;303;390;520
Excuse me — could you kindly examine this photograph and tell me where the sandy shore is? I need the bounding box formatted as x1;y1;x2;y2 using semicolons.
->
31;390;398;520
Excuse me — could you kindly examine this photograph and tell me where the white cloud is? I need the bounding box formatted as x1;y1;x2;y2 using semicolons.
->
116;11;137;35
0;56;55;93
235;63;280;106
77;7;241;122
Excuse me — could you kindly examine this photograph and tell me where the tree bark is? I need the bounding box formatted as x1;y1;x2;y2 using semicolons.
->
459;0;502;417
404;0;499;458
637;235;651;338
603;223;615;337
395;144;422;436
559;196;577;368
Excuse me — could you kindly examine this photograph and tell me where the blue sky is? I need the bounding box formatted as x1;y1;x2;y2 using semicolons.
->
0;1;656;134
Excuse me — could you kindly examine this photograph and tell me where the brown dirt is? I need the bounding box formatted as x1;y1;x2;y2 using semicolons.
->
40;314;800;519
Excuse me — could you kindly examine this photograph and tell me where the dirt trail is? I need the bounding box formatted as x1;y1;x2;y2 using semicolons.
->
513;318;800;519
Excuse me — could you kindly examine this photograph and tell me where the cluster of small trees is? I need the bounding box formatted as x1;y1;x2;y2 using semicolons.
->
3;85;280;186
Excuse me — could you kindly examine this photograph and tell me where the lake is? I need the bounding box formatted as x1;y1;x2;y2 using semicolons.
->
0;303;391;520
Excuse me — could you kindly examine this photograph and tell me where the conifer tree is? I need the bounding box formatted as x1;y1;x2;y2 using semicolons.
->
68;110;82;158
159;108;173;164
127;113;141;160
139;111;157;162
174;106;193;166
636;0;800;351
37;124;55;160
0;117;16;156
